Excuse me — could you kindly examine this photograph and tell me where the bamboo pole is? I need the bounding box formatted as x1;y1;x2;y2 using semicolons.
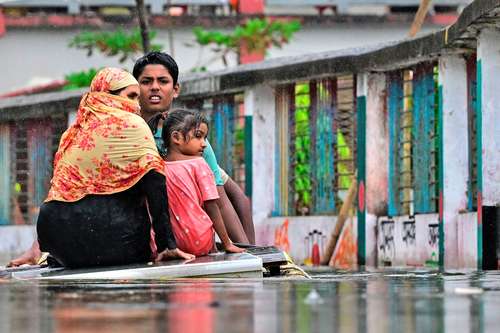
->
320;176;357;265
408;0;433;38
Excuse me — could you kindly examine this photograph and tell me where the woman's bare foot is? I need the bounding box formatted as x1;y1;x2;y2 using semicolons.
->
7;240;41;267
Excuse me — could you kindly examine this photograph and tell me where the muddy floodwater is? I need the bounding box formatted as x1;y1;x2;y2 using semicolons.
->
1;270;500;333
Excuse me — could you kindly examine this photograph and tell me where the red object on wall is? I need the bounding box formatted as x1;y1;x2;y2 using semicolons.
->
0;9;6;37
274;219;290;253
238;0;264;14
311;243;320;266
239;41;265;64
238;1;265;64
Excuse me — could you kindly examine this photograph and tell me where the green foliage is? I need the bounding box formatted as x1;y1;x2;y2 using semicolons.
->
294;84;311;214
336;131;352;190
191;18;301;67
69;29;162;63
63;68;100;90
292;83;356;214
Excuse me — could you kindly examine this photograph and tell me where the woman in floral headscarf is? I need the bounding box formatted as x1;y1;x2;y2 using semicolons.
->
31;68;194;268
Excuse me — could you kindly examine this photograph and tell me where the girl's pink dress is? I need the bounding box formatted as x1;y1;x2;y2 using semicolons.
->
164;157;219;256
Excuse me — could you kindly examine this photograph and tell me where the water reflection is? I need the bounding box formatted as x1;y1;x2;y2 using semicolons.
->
1;271;500;333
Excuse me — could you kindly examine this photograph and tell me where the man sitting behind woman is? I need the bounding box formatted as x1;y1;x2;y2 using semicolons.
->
133;51;255;245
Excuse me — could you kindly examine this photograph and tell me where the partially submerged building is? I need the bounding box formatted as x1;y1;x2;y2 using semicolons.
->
1;0;499;270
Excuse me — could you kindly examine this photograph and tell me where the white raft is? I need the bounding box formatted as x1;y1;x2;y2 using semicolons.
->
10;252;264;280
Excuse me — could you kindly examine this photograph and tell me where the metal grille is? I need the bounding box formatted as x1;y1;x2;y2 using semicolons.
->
27;118;53;224
334;75;357;209
292;82;312;215
199;95;248;193
211;96;236;176
466;55;478;211
388;64;439;216
274;77;356;216
311;78;336;214
274;84;293;215
231;95;247;193
9;114;67;225
398;69;414;216
388;71;403;216
412;63;439;214
428;66;439;212
0;124;11;225
11;120;29;224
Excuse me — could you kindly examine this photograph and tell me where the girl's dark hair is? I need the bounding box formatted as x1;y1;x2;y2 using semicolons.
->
162;108;208;148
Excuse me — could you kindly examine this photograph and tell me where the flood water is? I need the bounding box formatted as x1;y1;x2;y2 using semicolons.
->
1;270;499;333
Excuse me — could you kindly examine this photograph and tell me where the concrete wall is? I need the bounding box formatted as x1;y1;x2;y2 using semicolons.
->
477;29;500;207
256;216;338;264
247;84;276;228
457;212;478;269
377;214;439;267
364;73;388;268
0;225;36;266
366;73;388;216
439;55;469;269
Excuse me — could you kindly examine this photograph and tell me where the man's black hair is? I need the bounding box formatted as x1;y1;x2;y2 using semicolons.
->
133;51;179;85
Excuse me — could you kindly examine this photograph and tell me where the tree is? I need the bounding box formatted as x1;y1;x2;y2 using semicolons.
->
68;28;161;63
64;2;159;89
189;18;301;70
135;0;151;53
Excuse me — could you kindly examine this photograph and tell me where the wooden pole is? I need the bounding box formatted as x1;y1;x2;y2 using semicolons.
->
408;0;433;38
320;176;357;265
135;0;151;53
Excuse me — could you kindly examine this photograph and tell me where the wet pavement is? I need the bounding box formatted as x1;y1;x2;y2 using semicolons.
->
1;270;500;333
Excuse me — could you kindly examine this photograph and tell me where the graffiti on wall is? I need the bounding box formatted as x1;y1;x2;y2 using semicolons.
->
274;219;290;253
428;223;439;247
426;223;439;266
402;220;416;246
379;220;395;262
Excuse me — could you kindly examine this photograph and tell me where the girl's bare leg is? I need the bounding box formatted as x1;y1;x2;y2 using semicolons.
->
216;186;249;244
224;178;255;244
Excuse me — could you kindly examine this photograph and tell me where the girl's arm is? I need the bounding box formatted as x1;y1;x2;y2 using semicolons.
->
141;170;195;260
205;200;244;253
202;140;225;185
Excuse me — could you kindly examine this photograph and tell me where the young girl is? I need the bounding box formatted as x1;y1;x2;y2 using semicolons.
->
162;109;244;256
